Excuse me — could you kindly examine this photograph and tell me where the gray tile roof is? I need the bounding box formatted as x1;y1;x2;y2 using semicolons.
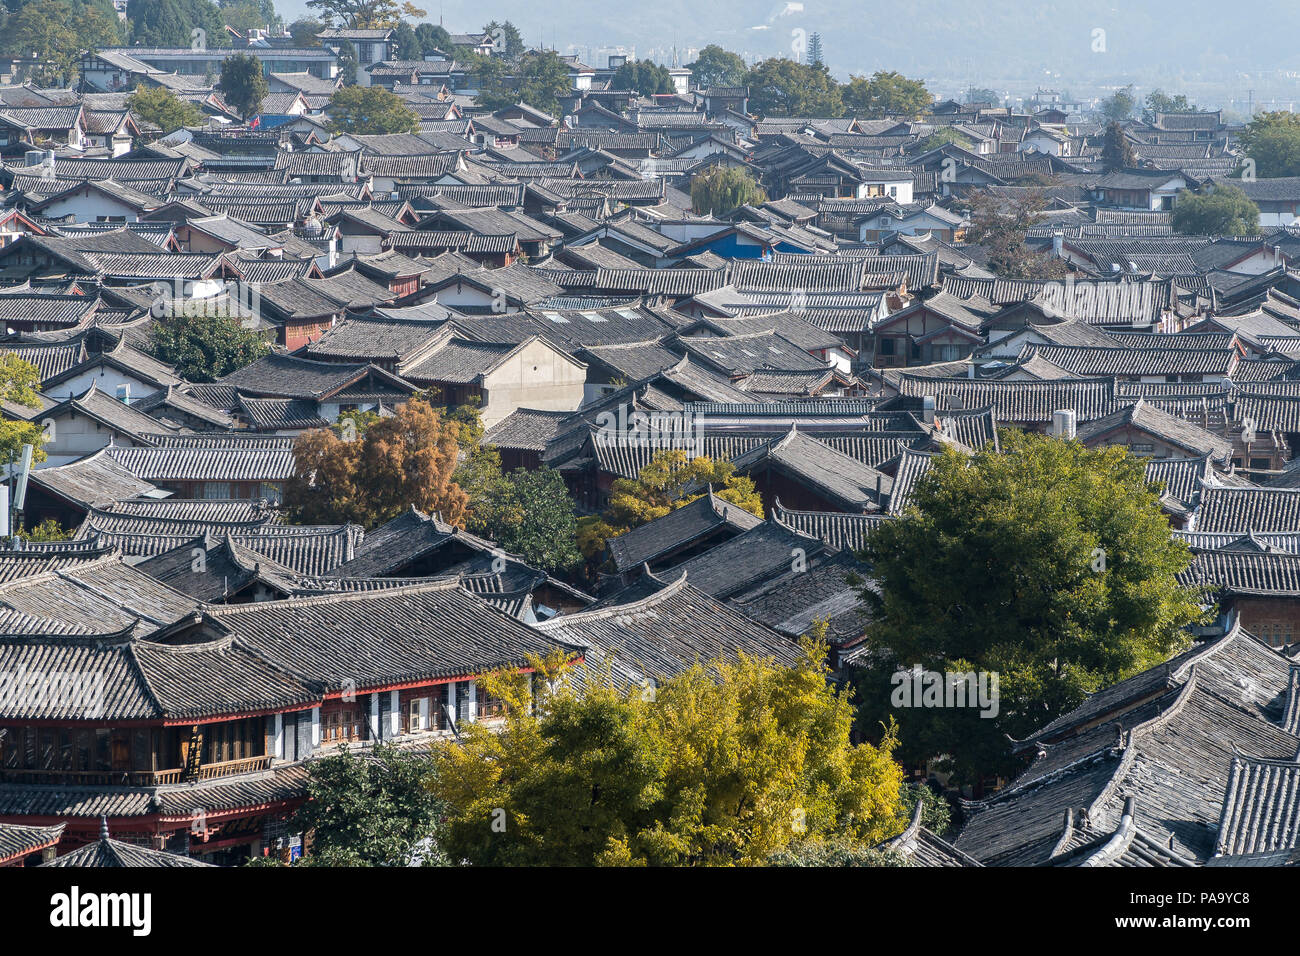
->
607;489;764;572
538;572;799;688
1197;486;1300;533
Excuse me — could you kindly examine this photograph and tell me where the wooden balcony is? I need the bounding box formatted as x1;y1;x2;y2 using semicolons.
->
0;754;271;787
189;755;271;780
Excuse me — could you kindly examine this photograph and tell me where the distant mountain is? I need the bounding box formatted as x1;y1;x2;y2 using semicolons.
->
275;0;1300;88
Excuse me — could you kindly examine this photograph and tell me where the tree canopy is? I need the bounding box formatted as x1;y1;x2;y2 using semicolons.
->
284;398;468;529
962;185;1069;279
219;51;268;118
256;743;445;866
612;58;674;97
327;84;420;134
1101;120;1135;171
1143;89;1194;120
481;19;523;60
429;637;909;865
146;312;271;382
1239;111;1300;178
0;354;47;469
8;0;122;84
1099;85;1136;122
745;58;843;117
466;466;582;576
1172;184;1260;236
305;0;403;28
576;449;763;560
128;85;204;136
843;70;932;118
687;44;746;89
288;16;325;46
690;164;767;216
853;431;1206;783
473;49;570;115
126;0;225;49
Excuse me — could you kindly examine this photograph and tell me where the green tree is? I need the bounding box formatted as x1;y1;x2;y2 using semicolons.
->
769;837;906;866
915;127;974;152
1171;184;1260;236
10;0;122;83
126;0;226;49
234;0;280;26
1099;85;1136;122
414;21;451;55
689;164;766;216
806;33;826;68
147;312;270;382
806;32;823;67
288;743;446;866
430;637;909;866
1143;89;1193;121
966;88;999;105
1101;120;1135;171
473;49;571;115
391;19;418;58
128;85;204;136
326;84;419;134
333;36;357;85
481;19;523;60
853;431;1207;784
219;0;267;33
843;70;932;118
219;52;268;119
468;466;582;575
288;16;325;46
686;44;747;89
612;58;674;97
745;57;843;117
305;0;400;28
1239;111;1300;178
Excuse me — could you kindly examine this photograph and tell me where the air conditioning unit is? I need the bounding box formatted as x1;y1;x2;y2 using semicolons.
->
23;149;54;168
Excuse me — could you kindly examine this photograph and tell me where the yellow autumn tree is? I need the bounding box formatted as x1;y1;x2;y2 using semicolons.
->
577;449;764;558
0;354;47;469
428;634;907;866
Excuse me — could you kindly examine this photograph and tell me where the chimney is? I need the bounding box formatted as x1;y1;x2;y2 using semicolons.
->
1052;231;1064;257
921;394;936;425
1051;408;1077;439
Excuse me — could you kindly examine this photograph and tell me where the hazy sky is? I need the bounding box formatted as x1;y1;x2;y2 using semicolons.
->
273;1;1300;108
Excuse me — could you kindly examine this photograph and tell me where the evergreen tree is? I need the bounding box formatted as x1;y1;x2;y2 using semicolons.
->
1101;120;1136;171
806;32;823;67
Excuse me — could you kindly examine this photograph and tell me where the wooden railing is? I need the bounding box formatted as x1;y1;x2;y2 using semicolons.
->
0;754;271;787
0;768;171;786
189;755;270;780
